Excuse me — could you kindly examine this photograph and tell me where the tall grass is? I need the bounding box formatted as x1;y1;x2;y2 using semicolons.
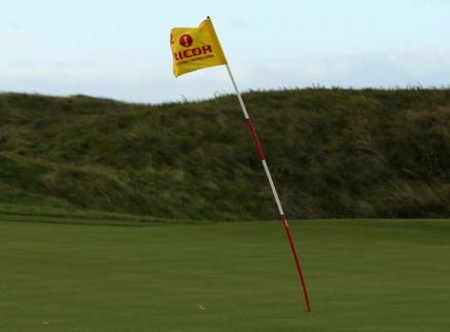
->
1;88;450;220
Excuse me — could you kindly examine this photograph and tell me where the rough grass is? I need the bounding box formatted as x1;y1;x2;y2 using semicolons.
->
0;216;449;331
2;88;450;220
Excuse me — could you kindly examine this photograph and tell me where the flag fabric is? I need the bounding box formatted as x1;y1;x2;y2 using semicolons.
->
170;17;227;77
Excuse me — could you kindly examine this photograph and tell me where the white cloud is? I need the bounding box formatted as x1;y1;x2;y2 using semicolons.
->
232;48;450;91
2;47;449;103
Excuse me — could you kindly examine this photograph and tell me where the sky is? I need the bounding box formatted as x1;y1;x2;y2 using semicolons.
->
2;0;450;103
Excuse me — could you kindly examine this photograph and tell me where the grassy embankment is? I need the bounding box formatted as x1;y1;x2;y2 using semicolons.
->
2;88;450;220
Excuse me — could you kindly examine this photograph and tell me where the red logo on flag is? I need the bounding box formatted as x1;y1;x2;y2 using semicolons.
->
179;34;193;47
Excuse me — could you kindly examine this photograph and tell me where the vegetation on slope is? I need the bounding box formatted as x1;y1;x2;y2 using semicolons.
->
1;88;450;220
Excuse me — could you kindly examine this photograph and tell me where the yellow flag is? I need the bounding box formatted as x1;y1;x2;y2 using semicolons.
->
170;17;227;77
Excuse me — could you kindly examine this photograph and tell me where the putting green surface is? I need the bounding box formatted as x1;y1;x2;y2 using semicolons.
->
1;217;449;331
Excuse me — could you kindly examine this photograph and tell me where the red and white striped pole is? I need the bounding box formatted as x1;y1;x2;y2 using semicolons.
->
225;64;311;312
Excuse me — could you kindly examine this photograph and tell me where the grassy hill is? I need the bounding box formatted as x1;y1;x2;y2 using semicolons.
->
1;88;450;221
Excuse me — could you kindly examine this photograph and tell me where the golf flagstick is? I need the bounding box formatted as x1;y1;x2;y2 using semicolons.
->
225;64;312;313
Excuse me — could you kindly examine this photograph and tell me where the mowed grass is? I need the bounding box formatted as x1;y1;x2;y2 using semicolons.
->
0;217;449;331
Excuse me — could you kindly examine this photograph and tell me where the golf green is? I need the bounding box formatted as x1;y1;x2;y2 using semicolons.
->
1;217;449;331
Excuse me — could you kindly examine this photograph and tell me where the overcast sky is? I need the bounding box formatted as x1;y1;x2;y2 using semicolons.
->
2;0;449;103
